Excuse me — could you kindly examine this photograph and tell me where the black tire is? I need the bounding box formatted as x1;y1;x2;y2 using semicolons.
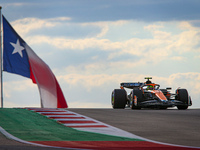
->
177;89;189;110
111;89;127;109
131;90;143;109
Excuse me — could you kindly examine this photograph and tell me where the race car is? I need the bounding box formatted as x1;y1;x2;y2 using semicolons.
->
111;77;192;110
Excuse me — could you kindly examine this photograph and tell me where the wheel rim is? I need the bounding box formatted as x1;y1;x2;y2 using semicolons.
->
111;91;114;106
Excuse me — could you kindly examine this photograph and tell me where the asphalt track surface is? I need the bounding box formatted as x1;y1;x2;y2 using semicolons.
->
0;108;199;150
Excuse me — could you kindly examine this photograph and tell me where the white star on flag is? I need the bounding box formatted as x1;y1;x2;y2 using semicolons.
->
10;39;25;57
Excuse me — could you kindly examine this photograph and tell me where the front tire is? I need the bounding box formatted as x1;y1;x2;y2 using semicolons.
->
131;90;143;109
176;89;189;110
111;89;127;109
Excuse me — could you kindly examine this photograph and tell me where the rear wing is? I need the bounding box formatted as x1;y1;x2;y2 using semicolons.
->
120;82;144;89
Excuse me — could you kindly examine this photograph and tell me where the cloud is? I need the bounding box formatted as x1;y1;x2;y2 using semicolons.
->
168;72;200;91
144;24;164;30
58;73;156;91
23;33;182;67
4;100;39;108
170;56;186;61
3;78;40;108
11;17;71;36
15;19;199;68
195;55;200;59
27;36;115;50
11;17;200;53
4;2;28;7
82;20;129;38
4;79;36;92
11;17;129;40
20;19;199;80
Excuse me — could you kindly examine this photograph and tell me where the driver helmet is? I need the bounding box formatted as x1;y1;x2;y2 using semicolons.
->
147;85;153;90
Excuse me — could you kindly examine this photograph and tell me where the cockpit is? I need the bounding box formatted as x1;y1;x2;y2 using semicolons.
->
142;84;160;90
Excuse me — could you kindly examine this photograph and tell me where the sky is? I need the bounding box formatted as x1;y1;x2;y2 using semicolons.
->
1;0;200;108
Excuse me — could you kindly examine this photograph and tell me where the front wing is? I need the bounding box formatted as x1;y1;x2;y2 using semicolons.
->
139;99;191;108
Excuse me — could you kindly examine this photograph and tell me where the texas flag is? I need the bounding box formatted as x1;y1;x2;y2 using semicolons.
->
3;16;68;108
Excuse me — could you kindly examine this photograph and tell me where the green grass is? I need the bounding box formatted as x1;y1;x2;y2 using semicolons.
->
0;108;143;141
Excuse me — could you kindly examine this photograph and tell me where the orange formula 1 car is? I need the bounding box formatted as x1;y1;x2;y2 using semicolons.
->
111;77;192;110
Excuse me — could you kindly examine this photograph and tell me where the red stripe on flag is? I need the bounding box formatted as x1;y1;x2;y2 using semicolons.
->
55;79;68;108
30;64;36;84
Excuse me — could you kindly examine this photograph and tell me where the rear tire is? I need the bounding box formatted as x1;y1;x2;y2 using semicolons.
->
111;89;127;109
176;89;189;110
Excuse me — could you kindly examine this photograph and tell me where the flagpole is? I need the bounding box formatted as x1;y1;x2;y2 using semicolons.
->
0;6;3;108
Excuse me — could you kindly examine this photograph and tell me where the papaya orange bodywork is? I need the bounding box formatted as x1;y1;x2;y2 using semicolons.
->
151;90;167;101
